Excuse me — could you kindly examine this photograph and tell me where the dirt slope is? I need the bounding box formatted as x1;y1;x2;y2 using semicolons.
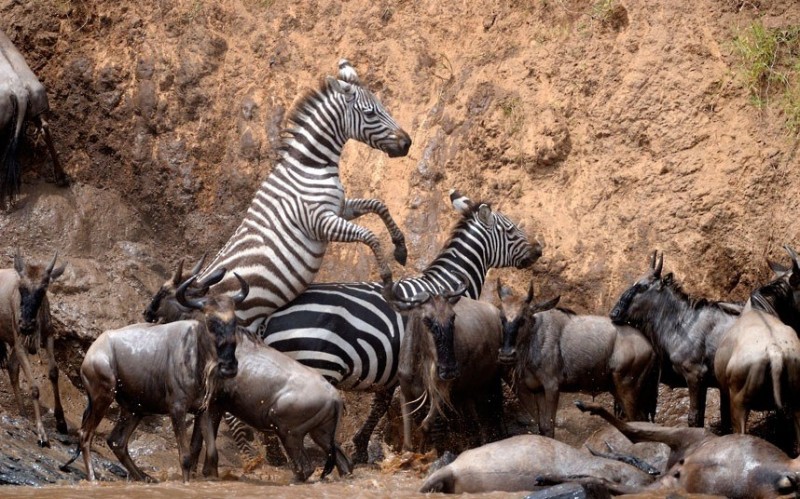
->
1;0;800;484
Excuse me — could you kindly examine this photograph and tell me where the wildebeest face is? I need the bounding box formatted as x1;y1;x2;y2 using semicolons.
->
332;60;411;158
610;250;664;326
14;253;64;336
422;296;460;381
497;280;559;364
205;309;239;380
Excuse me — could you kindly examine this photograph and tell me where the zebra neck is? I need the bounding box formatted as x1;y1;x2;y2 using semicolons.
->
418;260;487;300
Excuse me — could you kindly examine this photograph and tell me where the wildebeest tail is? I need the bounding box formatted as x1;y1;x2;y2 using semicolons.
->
768;345;784;409
320;402;340;479
0;94;22;205
0;341;6;369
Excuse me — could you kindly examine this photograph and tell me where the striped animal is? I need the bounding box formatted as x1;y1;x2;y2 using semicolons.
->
259;190;541;462
196;59;411;331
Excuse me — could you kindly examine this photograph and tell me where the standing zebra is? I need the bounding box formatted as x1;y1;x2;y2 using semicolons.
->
258;189;542;462
196;59;411;331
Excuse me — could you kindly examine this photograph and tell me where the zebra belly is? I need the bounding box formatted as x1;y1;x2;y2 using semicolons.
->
260;283;406;391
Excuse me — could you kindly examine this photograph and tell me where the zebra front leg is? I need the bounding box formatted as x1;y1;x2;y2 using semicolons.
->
352;387;395;463
314;211;393;284
341;198;407;265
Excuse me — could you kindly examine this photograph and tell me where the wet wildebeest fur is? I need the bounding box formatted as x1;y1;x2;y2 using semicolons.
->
714;246;800;447
387;277;506;454
497;280;656;438
189;335;352;482
419;433;653;494
0;30;66;206
63;273;248;483
0;252;66;447
609;251;740;427
577;400;800;498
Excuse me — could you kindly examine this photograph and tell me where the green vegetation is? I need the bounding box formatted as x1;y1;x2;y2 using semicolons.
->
732;20;800;133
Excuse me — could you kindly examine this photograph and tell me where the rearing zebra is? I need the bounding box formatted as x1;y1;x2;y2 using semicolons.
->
258;189;542;462
196;59;411;330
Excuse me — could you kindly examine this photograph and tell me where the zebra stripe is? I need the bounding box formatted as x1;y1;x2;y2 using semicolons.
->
259;191;542;391
197;60;410;330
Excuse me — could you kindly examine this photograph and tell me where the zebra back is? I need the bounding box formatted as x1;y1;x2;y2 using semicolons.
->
261;191;541;390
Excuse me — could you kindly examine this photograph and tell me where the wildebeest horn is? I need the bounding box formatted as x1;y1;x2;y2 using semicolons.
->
651;250;663;278
45;252;58;276
171;259;185;286
784;245;799;265
525;280;535;304
13;250;24;274
444;272;468;301
198;266;227;290
232;272;249;305
190;253;207;277
176;275;205;311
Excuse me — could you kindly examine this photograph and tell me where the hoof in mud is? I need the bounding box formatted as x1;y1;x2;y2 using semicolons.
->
38;438;51;448
56;421;69;435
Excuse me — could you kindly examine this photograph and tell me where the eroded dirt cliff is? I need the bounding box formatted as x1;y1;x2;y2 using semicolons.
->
1;0;800;485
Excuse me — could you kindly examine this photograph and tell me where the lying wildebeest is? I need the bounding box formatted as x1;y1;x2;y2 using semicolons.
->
62;272;248;482
0;251;66;447
609;251;740;427
497;280;656;438
0;30;66;206
714;246;800;445
419;433;653;494
576;400;800;498
188;335;352;482
386;275;506;454
582;422;670;477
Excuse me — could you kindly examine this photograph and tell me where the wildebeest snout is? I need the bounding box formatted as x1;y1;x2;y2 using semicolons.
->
437;362;460;381
497;347;517;365
18;317;37;336
218;358;238;379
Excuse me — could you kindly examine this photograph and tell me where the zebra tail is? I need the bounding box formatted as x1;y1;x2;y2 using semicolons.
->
1;94;22;205
320;402;340;479
60;396;91;472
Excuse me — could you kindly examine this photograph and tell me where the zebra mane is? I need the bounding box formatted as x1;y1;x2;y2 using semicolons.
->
445;200;493;241
283;78;342;136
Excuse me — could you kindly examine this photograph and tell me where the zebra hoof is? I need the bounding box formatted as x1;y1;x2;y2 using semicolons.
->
393;244;407;266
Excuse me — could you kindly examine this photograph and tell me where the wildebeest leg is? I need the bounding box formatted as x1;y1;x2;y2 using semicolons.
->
575;401;708;453
106;409;152;482
686;376;707;427
483;375;507;441
78;384;114;481
44;334;66;434
13;339;48;446
34;116;67;186
539;389;560;439
516;387;541;433
168;405;192;483
197;409;223;477
399;390;415;452
718;387;732;433
309;421;353;477
341;198;407;265
280;432;314;482
6;348;25;416
731;390;750;434
353;387;395;463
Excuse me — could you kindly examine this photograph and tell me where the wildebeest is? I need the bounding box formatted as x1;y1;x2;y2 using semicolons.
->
576;400;800;498
189;335;352;482
0;251;66;447
609;251;740;427
62;272;248;482
143;255;226;324
497;281;656;438
419;433;653;494
714;246;800;445
387;276;506;454
0;30;66;206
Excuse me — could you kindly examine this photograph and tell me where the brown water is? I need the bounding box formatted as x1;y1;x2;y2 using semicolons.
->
0;468;519;499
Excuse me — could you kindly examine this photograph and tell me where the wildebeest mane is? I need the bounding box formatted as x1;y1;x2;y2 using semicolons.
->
750;277;800;331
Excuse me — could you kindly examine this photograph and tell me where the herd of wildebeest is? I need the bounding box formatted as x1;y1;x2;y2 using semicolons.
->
3;29;800;499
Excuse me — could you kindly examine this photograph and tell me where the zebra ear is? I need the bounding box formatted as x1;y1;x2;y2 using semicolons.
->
450;188;473;214
477;203;495;228
337;59;361;84
327;76;356;102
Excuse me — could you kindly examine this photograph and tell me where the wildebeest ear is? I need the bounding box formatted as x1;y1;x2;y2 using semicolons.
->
534;296;560;313
477;204;495;228
449;188;473;214
768;258;790;276
337;59;361;84
171;259;185;286
662;272;674;286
